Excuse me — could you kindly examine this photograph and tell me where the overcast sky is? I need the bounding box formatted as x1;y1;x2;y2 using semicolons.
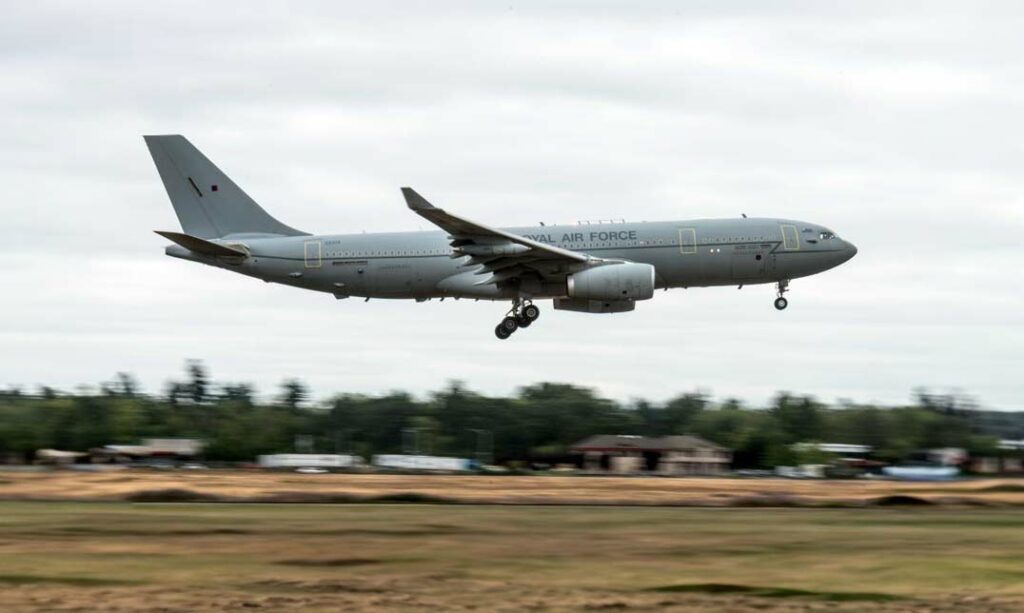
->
1;1;1022;408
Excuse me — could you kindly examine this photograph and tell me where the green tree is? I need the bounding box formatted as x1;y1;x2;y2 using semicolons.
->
771;393;824;443
186;360;209;404
279;379;309;411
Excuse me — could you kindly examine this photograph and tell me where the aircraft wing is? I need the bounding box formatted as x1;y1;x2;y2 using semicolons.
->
401;188;606;286
402;188;593;262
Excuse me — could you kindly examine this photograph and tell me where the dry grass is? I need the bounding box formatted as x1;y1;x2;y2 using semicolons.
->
1;501;1024;611
3;469;1024;507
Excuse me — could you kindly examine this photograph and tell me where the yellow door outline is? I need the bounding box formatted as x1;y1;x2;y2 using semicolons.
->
780;225;800;251
678;228;697;255
304;240;322;268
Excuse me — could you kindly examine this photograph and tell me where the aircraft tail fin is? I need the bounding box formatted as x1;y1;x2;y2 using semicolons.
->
144;135;307;239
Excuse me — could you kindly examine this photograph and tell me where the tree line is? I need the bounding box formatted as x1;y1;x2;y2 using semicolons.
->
0;361;1013;467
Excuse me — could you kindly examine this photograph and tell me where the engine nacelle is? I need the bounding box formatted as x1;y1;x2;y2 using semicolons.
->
554;298;636;314
566;263;655;302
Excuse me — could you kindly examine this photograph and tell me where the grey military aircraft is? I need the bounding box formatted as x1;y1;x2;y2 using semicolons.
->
145;135;857;339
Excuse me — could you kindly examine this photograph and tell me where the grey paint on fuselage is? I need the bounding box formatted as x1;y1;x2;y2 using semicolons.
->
146;134;857;317
168;218;857;300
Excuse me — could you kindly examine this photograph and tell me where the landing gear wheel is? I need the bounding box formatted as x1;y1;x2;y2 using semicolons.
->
774;280;790;311
496;299;535;338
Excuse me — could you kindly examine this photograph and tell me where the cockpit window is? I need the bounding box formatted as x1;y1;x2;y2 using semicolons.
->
819;231;836;240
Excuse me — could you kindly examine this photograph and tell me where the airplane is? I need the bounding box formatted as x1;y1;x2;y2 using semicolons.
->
145;135;857;339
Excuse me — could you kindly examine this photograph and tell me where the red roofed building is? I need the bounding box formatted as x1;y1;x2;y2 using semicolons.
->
571;434;732;475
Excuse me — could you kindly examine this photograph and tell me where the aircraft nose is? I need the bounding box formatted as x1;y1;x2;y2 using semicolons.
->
844;241;858;262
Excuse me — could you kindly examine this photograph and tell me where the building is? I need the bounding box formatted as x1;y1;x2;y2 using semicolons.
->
571;434;732;475
372;455;473;472
258;454;364;469
90;438;203;464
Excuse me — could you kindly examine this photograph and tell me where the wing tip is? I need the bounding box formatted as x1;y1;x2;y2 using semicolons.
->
401;187;435;211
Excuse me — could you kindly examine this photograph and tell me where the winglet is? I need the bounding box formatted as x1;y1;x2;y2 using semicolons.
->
401;187;435;211
155;230;248;257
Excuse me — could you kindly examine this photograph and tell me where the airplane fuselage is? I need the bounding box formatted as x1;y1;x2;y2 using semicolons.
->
167;217;857;301
146;135;857;336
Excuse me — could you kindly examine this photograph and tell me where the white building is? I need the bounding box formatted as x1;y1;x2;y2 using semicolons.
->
372;454;472;471
258;454;364;469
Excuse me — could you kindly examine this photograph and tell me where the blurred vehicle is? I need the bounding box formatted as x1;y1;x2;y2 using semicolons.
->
140;459;177;470
882;465;960;481
479;464;510;474
775;465;826;479
372;454;472;472
259;454;364;470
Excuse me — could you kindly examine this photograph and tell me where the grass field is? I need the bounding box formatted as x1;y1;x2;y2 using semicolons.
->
5;469;1024;506
2;502;1024;611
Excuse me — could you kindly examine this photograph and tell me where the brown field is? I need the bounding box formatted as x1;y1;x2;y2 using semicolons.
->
2;501;1024;611
2;469;1024;506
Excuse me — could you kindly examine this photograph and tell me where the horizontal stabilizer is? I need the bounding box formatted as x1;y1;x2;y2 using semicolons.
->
154;231;248;257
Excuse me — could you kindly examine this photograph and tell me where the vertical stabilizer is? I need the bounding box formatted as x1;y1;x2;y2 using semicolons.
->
144;135;306;238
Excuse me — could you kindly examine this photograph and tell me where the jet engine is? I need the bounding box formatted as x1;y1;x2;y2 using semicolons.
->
554;298;636;314
566;262;655;302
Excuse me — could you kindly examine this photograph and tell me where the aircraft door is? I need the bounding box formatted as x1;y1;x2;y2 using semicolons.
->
304;240;322;268
780;225;800;251
676;227;701;285
678;228;697;254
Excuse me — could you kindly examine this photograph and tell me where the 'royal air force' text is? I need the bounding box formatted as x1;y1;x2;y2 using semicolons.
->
522;231;638;244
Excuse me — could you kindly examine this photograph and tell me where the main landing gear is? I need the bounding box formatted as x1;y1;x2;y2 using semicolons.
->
774;280;790;311
494;299;541;339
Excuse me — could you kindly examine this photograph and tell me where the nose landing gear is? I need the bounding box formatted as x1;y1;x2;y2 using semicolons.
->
774;280;790;311
494;299;540;339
